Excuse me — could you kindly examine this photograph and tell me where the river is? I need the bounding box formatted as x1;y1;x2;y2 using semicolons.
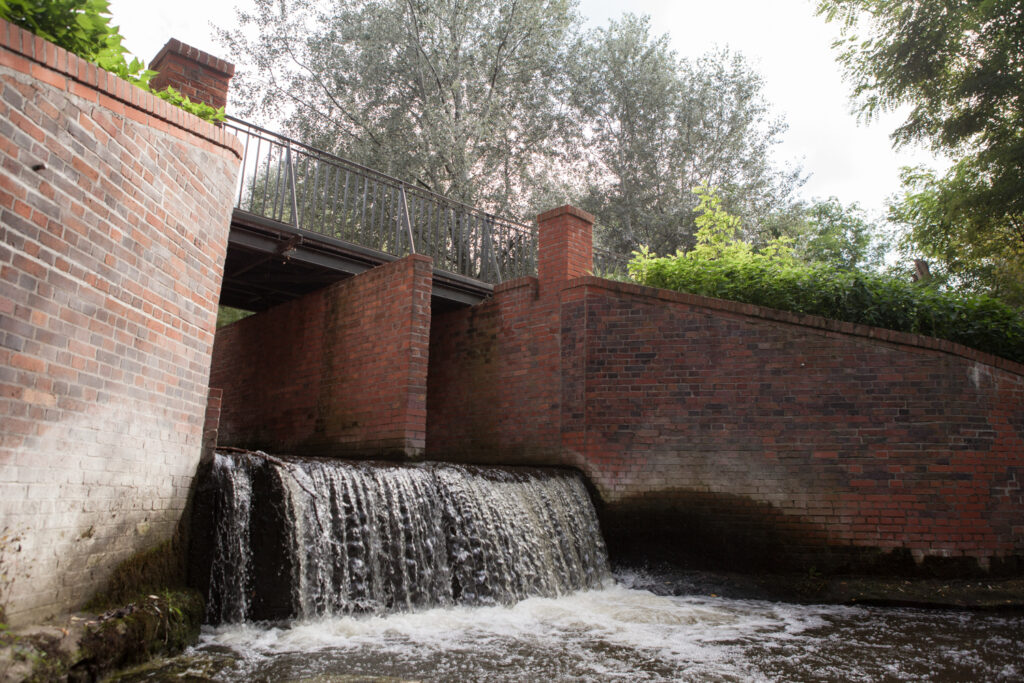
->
112;568;1023;682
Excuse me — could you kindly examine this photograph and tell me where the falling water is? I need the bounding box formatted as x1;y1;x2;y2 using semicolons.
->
201;451;610;623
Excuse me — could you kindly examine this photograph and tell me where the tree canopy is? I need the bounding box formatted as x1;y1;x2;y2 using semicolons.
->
818;0;1024;306
219;0;578;218
572;15;802;255
220;3;802;250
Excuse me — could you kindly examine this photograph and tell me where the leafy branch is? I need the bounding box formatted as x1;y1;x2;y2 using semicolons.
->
0;0;224;122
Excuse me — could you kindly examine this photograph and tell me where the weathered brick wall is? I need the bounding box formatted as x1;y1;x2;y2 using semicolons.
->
428;208;1024;575
0;21;241;624
428;278;564;462
567;278;1024;574
428;207;592;463
211;255;433;458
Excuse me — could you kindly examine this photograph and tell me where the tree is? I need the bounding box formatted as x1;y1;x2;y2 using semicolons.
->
777;197;888;272
571;15;801;255
889;163;1024;307
818;0;1024;303
218;0;580;218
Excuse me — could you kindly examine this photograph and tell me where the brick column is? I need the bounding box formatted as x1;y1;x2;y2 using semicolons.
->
537;205;594;292
149;39;235;110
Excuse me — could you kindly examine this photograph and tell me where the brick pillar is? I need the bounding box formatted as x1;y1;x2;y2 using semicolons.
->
537;205;594;292
149;39;235;110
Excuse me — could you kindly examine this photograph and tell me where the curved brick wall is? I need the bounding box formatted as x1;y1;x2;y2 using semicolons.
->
0;21;241;623
428;209;1024;575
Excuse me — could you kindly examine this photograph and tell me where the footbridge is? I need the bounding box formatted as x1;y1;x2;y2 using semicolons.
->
220;117;538;311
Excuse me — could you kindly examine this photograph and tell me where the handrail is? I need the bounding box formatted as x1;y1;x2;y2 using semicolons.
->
224;116;538;284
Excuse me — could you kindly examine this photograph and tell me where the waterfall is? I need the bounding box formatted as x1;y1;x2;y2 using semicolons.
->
201;452;610;623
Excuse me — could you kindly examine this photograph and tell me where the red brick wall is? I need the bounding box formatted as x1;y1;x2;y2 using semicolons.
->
0;21;242;623
428;278;564;461
566;278;1024;574
149;39;234;111
211;255;433;458
428;210;1024;575
428;207;594;462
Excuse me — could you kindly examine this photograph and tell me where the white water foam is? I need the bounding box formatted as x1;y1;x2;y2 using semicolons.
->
198;582;840;681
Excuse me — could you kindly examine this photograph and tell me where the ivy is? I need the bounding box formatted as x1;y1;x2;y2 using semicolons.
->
152;86;225;123
0;0;224;122
629;187;1024;365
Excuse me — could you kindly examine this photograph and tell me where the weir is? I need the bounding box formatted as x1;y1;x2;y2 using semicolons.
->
195;451;610;624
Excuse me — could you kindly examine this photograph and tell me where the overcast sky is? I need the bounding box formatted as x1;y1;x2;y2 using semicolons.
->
107;0;944;217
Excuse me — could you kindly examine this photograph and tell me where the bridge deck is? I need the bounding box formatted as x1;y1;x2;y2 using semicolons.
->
222;210;493;311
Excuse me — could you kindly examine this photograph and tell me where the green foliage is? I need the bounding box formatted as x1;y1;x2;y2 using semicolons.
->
571;15;802;255
0;0;153;85
630;188;1024;365
890;162;1024;309
153;86;226;123
221;5;801;239
818;0;1024;303
221;0;578;218
767;196;889;272
0;0;225;123
216;306;252;328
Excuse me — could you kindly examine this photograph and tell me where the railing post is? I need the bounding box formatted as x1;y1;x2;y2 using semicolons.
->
400;185;417;255
284;142;300;230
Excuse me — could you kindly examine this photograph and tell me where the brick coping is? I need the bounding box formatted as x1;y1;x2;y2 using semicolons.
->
150;38;234;77
567;275;1024;378
0;19;242;160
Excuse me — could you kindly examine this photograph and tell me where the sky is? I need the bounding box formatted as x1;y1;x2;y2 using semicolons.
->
107;0;945;218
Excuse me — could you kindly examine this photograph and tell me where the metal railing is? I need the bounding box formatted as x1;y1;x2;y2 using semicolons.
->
225;116;538;284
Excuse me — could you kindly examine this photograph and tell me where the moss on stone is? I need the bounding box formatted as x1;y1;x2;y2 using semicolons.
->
83;537;187;613
75;589;204;677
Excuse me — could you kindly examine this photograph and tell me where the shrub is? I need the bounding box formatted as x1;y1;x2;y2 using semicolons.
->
629;186;1024;364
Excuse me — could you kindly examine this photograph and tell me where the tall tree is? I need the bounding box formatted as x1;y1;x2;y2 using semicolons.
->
218;0;580;218
774;197;888;272
890;162;1024;307
572;15;801;255
818;0;1024;303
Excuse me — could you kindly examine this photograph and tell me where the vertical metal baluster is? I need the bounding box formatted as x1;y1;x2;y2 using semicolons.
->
388;185;400;253
341;170;352;239
287;145;301;229
421;198;430;257
391;187;403;253
460;212;469;276
272;143;284;222
447;207;456;270
405;192;416;255
360;176;369;245
490;219;503;283
330;163;341;238
237;128;251;210
308;154;322;234
256;137;270;216
375;181;387;249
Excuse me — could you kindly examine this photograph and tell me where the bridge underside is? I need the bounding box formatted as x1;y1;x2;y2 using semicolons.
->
221;210;493;312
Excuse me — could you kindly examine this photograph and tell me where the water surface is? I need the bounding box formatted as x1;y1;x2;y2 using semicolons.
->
114;572;1024;682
